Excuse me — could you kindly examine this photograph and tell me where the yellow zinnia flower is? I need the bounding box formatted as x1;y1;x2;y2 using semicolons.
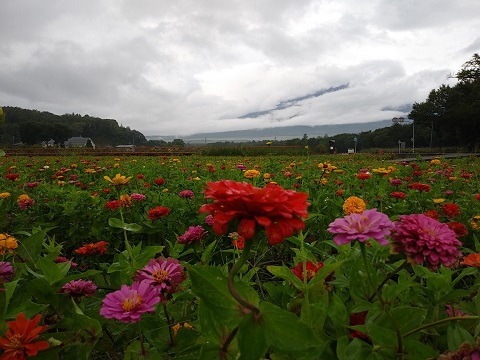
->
17;194;31;202
343;196;367;215
430;159;441;165
471;216;480;230
244;170;261;179
0;234;18;255
433;198;445;204
104;174;132;186
0;192;11;199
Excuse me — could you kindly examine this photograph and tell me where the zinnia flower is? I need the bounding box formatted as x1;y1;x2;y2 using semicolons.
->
391;214;462;271
199;180;310;245
105;200;120;210
244;169;261;179
179;190;194;199
17;194;35;210
131;193;146;201
100;281;161;323
390;191;407;199
204;214;215;226
356;173;371;180
133;257;186;296
0;192;11;199
447;221;468;237
154;178;165;186
60;279;97;298
0;234;18;255
0;261;14;283
0;313;49;358
177;225;206;244
229;232;245;249
342;196;366;215
75;241;109;255
147;206;170;221
441;202;461;219
120;194;132;208
461;253;480;267
408;182;431;192
104;173;132;186
328;209;394;246
4;173;19;181
291;261;324;282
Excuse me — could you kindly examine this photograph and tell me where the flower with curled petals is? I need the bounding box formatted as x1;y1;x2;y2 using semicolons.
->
328;209;394;246
133;257;186;297
199;180;309;245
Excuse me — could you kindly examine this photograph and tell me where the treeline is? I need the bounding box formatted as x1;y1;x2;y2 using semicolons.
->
0;107;149;147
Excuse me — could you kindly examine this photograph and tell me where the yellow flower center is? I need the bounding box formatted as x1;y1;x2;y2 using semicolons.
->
122;294;143;312
8;334;23;349
152;269;169;282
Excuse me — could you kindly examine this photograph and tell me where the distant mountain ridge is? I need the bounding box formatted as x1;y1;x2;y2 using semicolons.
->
146;120;393;143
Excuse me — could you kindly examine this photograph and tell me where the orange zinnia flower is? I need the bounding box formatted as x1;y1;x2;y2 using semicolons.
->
75;241;109;255
291;261;324;282
0;313;49;358
342;196;366;215
0;234;18;255
461;253;480;267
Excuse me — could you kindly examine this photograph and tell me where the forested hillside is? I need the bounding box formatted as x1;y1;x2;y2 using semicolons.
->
0;107;147;147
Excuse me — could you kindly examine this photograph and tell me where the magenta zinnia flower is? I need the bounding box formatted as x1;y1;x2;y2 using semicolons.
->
328;209;394;246
100;281;161;323
177;225;207;244
133;257;186;297
130;193;146;201
179;190;194;199
0;261;14;283
391;213;463;271
60;279;97;298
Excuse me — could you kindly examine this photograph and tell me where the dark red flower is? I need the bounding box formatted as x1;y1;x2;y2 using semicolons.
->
4;173;20;181
423;210;439;220
356;173;371;180
408;182;431;192
154;178;165;186
199;180;309;245
447;221;468;237
75;241;109;255
291;261;323;282
441;202;461;219
390;191;406;199
148;206;170;221
105;200;120;210
349;311;371;343
0;313;49;358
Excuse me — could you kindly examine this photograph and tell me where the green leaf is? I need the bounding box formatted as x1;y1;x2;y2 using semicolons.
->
447;323;474;350
237;312;268;360
260;302;322;355
133;245;164;268
36;257;71;285
108;217;142;232
16;230;47;264
201;240;217;265
187;264;239;315
345;338;373;359
1;280;18;319
267;265;304;290
403;339;439;359
368;324;398;348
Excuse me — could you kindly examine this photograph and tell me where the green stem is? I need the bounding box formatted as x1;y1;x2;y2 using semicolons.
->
227;237;260;315
118;198;134;266
163;303;175;346
403;316;479;338
368;260;409;302
360;242;403;357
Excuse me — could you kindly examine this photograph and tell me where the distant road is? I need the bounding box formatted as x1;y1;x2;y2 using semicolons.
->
393;153;479;162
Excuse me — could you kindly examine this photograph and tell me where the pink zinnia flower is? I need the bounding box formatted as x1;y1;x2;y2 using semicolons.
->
327;209;394;246
100;281;161;323
204;214;215;226
179;190;194;199
133;258;186;297
0;261;14;283
177;225;207;244
60;279;97;298
54;256;78;268
391;214;463;271
130;193;146;201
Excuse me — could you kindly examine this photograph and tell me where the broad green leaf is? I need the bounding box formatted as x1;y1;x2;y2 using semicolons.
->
345;338;373;359
447;323;474;350
237;312;268;360
260;302;321;355
16;230;48;264
368;324;398;348
403;339;439;359
36;257;71;285
108;217;142;232
1;280;18;319
201;240;217;264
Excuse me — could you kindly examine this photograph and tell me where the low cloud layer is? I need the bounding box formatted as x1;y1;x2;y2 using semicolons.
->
1;0;479;136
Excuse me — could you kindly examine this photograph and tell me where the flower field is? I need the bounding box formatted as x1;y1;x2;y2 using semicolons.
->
1;153;480;359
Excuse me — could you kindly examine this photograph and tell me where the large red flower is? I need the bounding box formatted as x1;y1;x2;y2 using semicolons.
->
199;180;310;245
0;313;49;359
75;240;109;255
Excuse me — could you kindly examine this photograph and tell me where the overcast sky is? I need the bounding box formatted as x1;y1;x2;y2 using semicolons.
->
1;1;479;136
